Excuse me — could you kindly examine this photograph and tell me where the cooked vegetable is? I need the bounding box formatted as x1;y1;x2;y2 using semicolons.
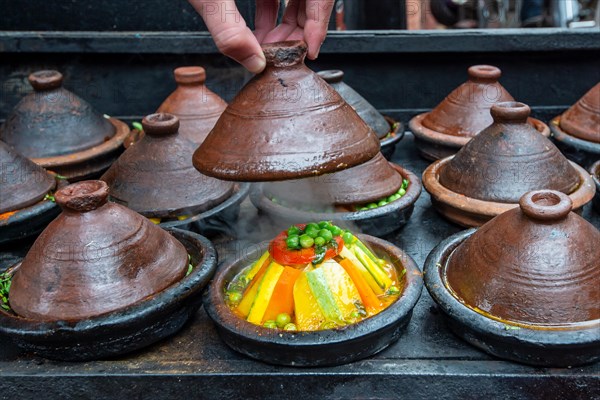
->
0;271;12;311
275;313;292;328
355;179;410;211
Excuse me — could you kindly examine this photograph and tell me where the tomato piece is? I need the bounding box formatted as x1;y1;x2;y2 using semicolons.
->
269;226;344;266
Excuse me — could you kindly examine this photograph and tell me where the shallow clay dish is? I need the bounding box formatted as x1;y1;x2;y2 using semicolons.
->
409;65;550;161
156;66;227;145
591;160;600;213
0;70;129;181
550;83;600;168
424;190;600;367
204;234;422;367
251;164;421;237
193;41;380;181
101;113;235;219
423;102;595;227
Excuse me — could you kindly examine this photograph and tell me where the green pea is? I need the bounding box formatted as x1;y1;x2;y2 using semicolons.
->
350;310;361;319
318;229;333;243
305;223;320;231
283;323;297;331
377;199;388;207
276;313;292;328
342;231;355;244
228;291;242;303
287;225;301;236
305;227;320;239
387;285;400;296
320;321;338;330
318;221;331;229
367;203;378;209
402;179;409;189
399;188;406;196
286;235;300;249
327;225;342;236
299;234;314;249
390;194;400;202
314;237;326;246
264;320;278;329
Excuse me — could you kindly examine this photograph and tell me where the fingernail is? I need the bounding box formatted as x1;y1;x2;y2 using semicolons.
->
242;54;266;74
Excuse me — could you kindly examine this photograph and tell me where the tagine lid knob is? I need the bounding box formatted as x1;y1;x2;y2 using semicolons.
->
55;180;109;212
174;66;206;85
28;70;63;91
519;190;573;221
142;113;180;137
467;65;502;82
490;101;531;124
262;40;308;67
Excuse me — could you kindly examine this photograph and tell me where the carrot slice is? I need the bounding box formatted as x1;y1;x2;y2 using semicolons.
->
262;266;302;322
236;256;272;317
339;258;383;314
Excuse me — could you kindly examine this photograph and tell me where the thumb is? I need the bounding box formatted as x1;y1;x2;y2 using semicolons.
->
188;0;266;73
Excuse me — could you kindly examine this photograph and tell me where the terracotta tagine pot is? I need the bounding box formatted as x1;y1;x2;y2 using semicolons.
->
0;180;217;360
409;65;550;161
591;160;600;213
0;70;129;181
101;113;238;222
193;41;380;181
251;162;422;237
156;66;227;145
423;102;595;227
0;141;66;245
550;83;600;168
424;190;600;367
318;70;405;160
204;234;423;366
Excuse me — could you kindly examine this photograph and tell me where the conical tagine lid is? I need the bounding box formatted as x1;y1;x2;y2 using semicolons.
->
101;113;234;218
439;102;580;203
0;141;56;214
193;41;380;181
422;65;515;137
157;66;227;145
318;70;390;139
0;70;116;158
559;83;600;143
264;152;402;206
446;190;600;325
9;180;189;321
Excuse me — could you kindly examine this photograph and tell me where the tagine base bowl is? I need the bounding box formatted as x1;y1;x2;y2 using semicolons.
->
550;116;600;169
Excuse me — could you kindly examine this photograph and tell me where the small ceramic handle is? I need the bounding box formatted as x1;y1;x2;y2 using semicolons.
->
519;190;573;221
28;70;63;91
490;102;530;123
318;70;344;84
467;65;502;81
55;180;110;212
174;66;206;85
262;41;307;68
142;113;180;136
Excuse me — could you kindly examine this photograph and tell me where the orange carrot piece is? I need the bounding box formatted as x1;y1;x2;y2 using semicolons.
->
262;266;303;322
339;258;383;313
236;257;272;317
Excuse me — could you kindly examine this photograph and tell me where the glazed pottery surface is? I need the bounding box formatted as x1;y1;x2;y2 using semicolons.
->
0;228;217;361
318;69;390;139
101;113;234;218
204;234;423;366
446;190;600;325
263;152;402;206
438;102;581;203
0;70;115;158
559;83;600;143
422;65;514;137
193;40;380;181
157;66;227;145
9;180;189;321
0;140;56;214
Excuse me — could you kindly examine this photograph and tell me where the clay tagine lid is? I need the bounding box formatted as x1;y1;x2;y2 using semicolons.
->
101;113;234;218
9;180;189;321
559;83;600;143
193;41;380;182
318;70;390;139
0;141;56;214
0;70;116;158
156;66;228;145
446;190;600;326
439;102;581;203
264;152;402;206
422;65;515;137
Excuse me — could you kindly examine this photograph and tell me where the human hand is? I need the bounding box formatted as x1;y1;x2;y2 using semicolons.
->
188;0;334;74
